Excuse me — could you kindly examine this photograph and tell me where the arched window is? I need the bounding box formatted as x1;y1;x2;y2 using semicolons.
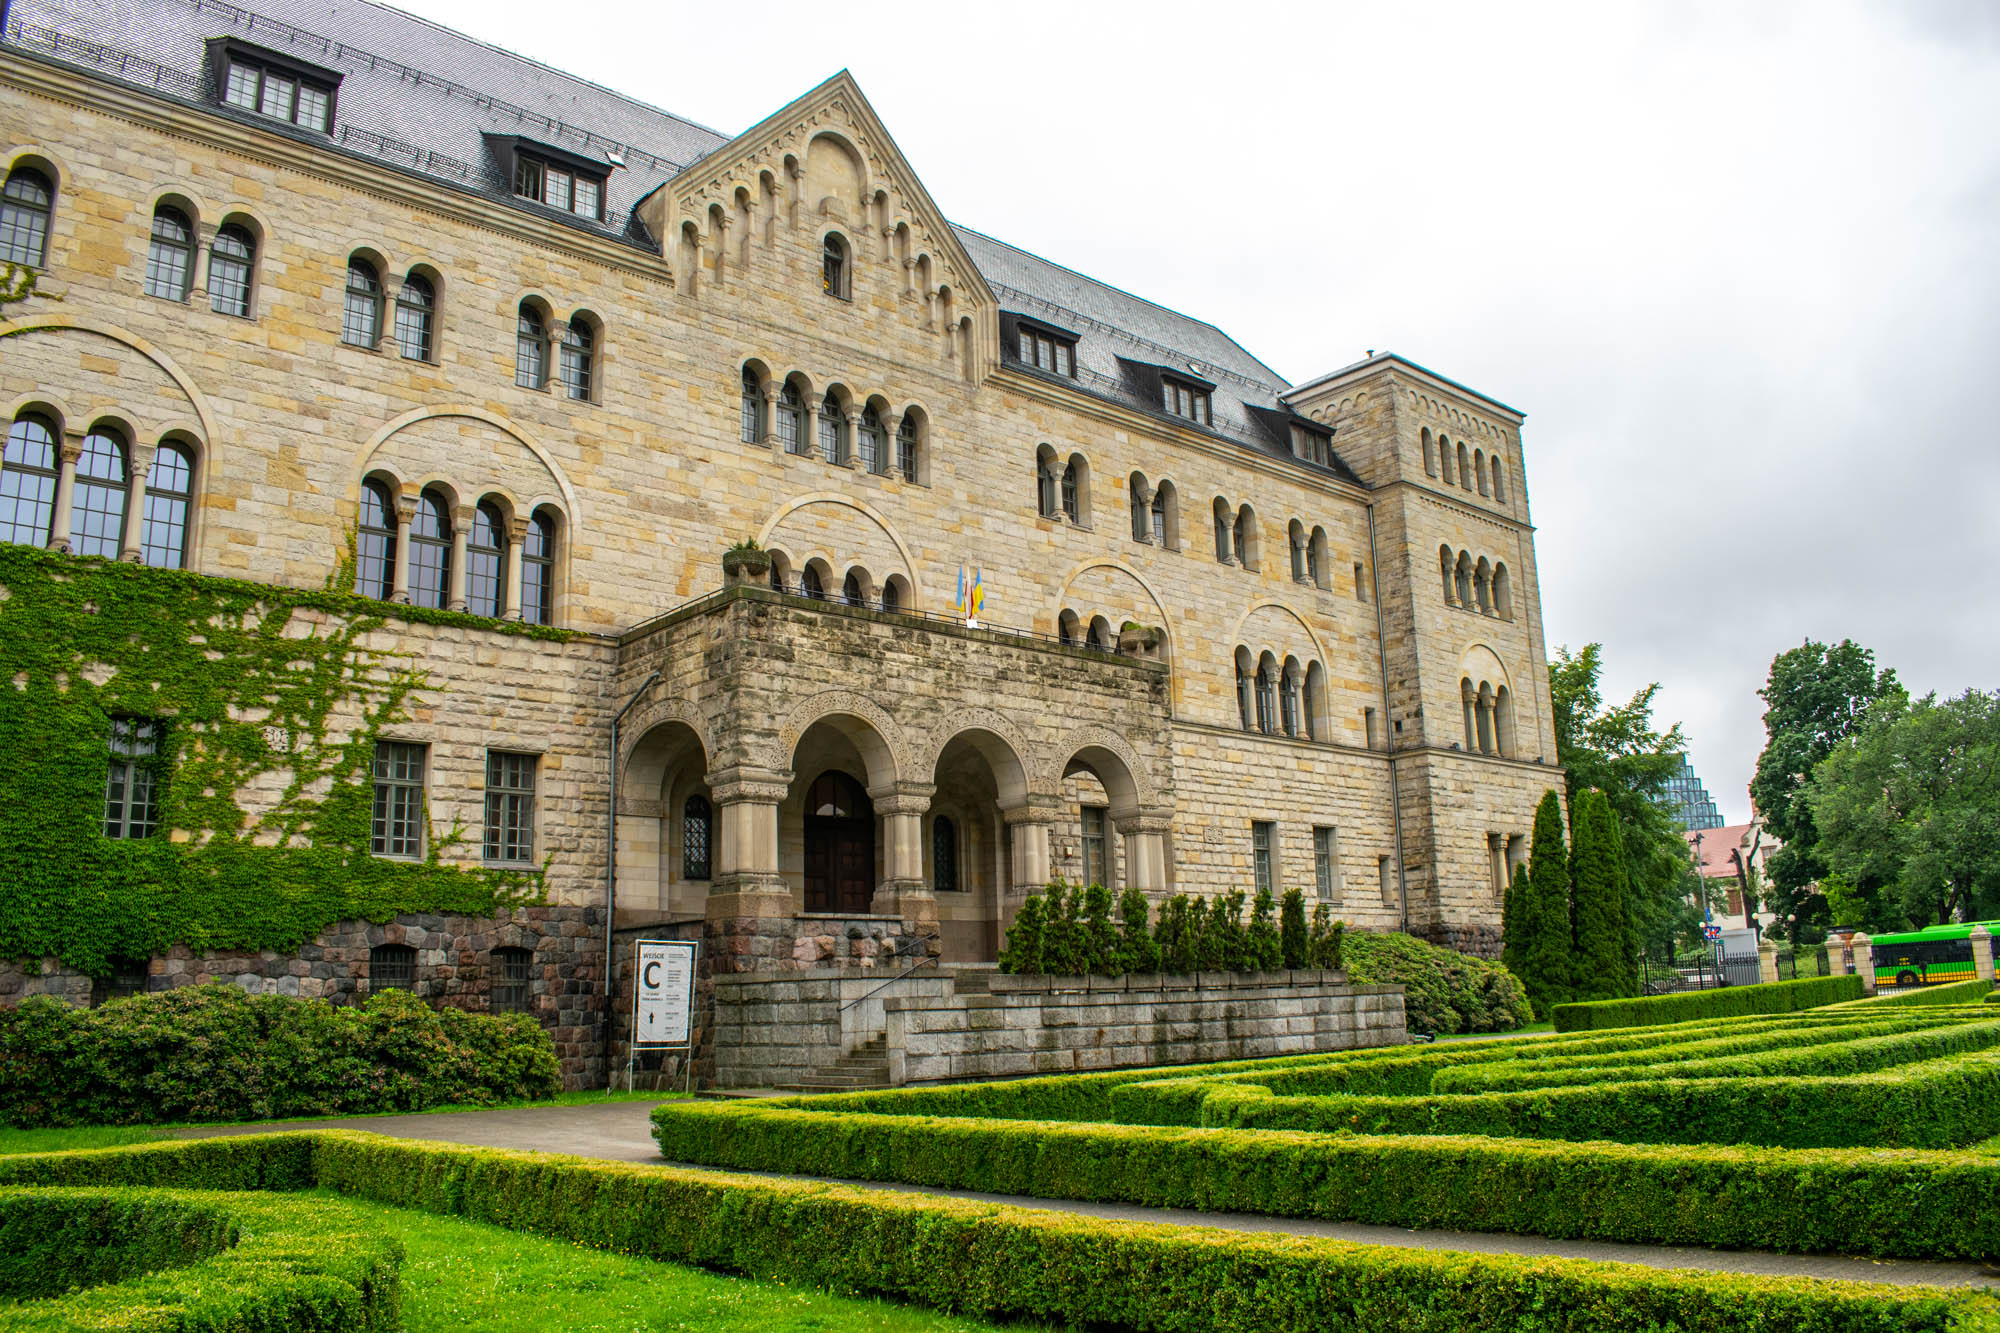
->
141;443;193;569
1421;426;1437;477
394;272;434;359
1214;498;1232;562
879;577;902;613
1235;652;1255;730
1059;609;1080;646
559;320;594;401
1151;485;1170;546
1461;678;1477;750
778;382;807;454
1288;521;1307;582
842;570;863;606
1475;448;1490;496
1309;527;1329;588
68;427;126;560
1493;563;1513;619
1305;661;1326;742
821;233;849;299
1060;460;1080;523
1492;456;1508;503
1440;545;1456;604
858;405;886;474
467;501;505;617
1474;558;1493;614
1455;552;1472;607
338;260;386;350
1037;453;1058;517
515;305;548;388
1;414;59;547
896;414;919;480
0;167;53;269
521;511;555;626
932;816;958;892
408;490;451;609
1476;683;1496;753
1280;659;1302;737
144;206;193;301
1255;656;1278;735
356;480;396;600
1234;506;1257;570
1089;615;1114;652
818;394;845;465
682;793;712;880
1495;686;1516;757
800;564;824;599
207;224;254;318
1458;442;1473;490
740;367;763;443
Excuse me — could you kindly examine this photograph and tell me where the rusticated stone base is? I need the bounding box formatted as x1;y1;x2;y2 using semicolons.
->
1421;919;1504;960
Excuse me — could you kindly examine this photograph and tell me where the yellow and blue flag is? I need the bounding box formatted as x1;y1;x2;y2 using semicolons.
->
954;565;967;618
968;565;985;622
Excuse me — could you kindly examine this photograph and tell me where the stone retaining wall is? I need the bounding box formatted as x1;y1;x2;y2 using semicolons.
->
886;971;1406;1084
711;968;960;1088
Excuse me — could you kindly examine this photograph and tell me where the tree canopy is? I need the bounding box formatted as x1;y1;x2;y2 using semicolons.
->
1549;643;1701;957
1810;689;2000;930
1750;639;1901;942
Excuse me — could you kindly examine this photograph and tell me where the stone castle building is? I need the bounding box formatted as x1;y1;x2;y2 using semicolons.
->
0;0;1560;1082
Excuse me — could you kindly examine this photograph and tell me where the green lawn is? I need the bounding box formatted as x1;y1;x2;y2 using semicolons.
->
348;1195;1058;1333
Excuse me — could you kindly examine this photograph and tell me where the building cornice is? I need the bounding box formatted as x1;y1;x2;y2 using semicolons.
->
1286;354;1526;425
0;46;676;285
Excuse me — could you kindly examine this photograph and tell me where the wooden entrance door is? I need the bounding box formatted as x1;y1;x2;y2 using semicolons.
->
803;771;874;913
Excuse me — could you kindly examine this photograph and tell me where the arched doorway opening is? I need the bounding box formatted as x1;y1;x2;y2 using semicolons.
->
618;715;709;915
929;726;1028;961
803;770;873;913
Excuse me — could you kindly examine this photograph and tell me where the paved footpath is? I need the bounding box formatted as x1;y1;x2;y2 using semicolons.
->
184;1101;1999;1291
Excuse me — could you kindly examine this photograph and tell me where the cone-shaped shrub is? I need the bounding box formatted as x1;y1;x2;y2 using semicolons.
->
1521;789;1574;1018
1569;789;1629;1002
996;890;1045;975
1081;883;1120;974
1247;887;1283;970
1308;903;1345;970
1279;888;1309;969
1117;888;1161;973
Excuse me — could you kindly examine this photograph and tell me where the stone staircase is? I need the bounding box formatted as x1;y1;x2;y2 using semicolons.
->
779;1036;893;1092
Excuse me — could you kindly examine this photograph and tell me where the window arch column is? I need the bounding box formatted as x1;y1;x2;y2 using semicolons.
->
390;491;417;604
844;410;864;470
760;381;782;454
885;410;907;481
872;782;936;917
117;439;157;563
503;515;528;620
1114;809;1172;895
45;430;85;553
447;504;472;612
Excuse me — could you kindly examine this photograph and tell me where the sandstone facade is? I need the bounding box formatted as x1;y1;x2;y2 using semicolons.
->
0;1;1563;1084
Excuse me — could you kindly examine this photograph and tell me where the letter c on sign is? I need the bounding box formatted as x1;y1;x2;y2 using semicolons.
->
643;960;661;988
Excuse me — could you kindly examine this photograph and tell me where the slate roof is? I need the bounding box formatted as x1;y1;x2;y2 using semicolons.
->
3;0;1363;482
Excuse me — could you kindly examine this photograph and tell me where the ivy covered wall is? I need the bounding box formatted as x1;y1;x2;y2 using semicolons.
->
0;545;579;974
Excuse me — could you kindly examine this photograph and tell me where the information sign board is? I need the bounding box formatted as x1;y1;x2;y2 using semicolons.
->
633;939;696;1047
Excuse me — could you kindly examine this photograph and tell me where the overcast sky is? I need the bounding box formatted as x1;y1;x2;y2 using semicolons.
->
396;0;2000;822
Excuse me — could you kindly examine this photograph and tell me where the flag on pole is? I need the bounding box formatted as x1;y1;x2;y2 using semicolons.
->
968;565;985;626
954;565;967;620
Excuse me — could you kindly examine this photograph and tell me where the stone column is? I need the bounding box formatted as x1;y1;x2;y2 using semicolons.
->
119;440;155;563
46;432;82;553
1851;932;1875;994
1827;937;1851;977
844;412;864;471
389;493;416;604
1757;936;1779;985
1003;799;1061;893
884;411;906;482
503;517;527;620
1971;925;1995;984
705;767;791;913
1114;809;1173;896
761;383;782;455
871;783;936;923
447;504;472;612
786;162;805;230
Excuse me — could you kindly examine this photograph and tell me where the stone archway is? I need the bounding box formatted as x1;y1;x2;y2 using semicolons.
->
618;714;709;916
928;722;1032;961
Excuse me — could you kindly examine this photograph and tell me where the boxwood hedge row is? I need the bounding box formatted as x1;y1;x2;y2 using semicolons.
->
647;1099;2000;1262
1552;975;1863;1032
1862;980;1996;1008
0;1186;400;1332
8;1132;1986;1333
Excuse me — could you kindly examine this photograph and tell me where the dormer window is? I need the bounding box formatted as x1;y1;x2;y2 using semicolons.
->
211;40;339;133
513;154;604;219
1291;424;1332;466
1162;378;1211;426
1020;327;1074;376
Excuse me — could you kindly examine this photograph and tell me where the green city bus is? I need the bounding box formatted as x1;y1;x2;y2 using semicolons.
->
1868;921;2000;990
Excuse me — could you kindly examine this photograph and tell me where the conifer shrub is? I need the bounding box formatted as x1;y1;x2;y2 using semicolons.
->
1246;888;1283;971
1279;889;1309;969
1117;888;1162;973
1081;884;1121;974
1309;904;1345;970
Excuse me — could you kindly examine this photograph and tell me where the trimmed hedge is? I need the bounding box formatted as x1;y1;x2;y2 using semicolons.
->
11;1132;1986;1333
648;1100;2000;1262
1341;930;1531;1034
0;1186;400;1331
1203;1049;2000;1148
1552;974;1863;1032
1432;1015;2000;1094
0;983;560;1126
1863;979;1995;1008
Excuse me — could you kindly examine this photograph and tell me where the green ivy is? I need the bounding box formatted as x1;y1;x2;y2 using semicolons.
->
0;545;577;974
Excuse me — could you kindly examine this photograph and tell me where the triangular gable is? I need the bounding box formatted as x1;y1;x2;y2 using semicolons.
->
662;70;994;314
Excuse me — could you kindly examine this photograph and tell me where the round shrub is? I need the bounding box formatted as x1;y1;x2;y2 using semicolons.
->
1342;931;1531;1035
0;984;559;1127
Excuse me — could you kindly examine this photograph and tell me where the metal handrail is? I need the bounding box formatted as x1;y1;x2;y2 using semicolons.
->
838;932;941;1013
